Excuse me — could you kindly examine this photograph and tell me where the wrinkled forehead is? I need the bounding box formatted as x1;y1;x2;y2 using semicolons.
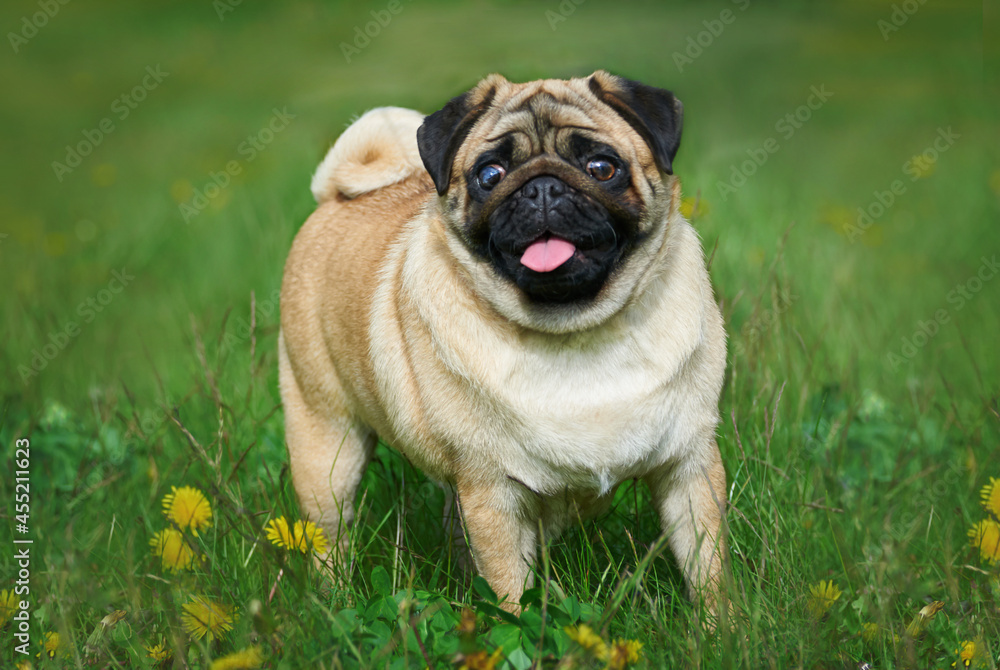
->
462;80;651;166
489;81;599;138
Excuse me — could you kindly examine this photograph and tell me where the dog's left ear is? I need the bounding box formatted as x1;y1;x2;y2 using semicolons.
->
588;71;683;174
418;75;503;195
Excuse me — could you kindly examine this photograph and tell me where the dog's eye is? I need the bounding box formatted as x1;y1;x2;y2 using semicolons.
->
477;164;506;190
586;158;616;181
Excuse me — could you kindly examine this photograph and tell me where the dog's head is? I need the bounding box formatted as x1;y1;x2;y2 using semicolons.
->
417;71;684;333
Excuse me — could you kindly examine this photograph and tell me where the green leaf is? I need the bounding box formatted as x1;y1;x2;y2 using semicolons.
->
405;627;425;656
551;627;570;657
367;619;392;644
371;566;392;596
363;595;398;624
378;596;398;622
475;601;521;627
519;610;544;645
428;600;457;632
506;647;533;670
332;609;361;636
489;623;522;654
580;601;600;621
561;596;582;623
519;609;543;628
434;634;460;658
472;576;498;603
519;587;543;609
547;602;572;627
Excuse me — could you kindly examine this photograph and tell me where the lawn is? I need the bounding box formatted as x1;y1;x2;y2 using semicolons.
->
1;0;997;668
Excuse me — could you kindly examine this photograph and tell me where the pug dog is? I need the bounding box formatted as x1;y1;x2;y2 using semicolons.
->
279;71;728;615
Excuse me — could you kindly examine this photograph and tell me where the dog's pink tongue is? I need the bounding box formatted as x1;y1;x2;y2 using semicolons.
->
520;237;576;273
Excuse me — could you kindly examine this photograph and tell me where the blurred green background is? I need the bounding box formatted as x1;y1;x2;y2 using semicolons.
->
0;0;993;404
0;0;997;666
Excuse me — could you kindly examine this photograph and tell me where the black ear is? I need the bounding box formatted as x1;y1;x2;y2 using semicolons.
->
588;72;683;174
417;86;496;195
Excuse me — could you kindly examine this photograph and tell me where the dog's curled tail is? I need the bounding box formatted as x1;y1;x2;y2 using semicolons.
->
311;106;427;203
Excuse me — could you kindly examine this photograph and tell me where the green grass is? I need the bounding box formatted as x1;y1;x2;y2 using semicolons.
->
1;0;997;667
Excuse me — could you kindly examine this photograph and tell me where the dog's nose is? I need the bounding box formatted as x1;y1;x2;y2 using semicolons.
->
521;176;566;205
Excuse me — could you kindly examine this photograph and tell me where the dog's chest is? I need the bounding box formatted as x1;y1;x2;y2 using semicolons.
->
428;327;705;496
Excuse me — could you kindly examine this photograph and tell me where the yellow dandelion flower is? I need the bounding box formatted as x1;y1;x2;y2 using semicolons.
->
15;660;31;670
806;580;842;619
37;631;64;658
458;647;504;670
146;641;172;662
162;486;212;535
861;622;880;642
565;624;608;660
968;519;1000;564
1;589;18;627
952;640;980;668
607;638;643;669
180;596;235;642
264;517;294;550
210;645;265;670
150;528;199;572
264;517;330;555
980;477;1000;518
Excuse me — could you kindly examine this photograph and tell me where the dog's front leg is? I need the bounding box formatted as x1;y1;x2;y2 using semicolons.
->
457;478;537;613
645;440;728;619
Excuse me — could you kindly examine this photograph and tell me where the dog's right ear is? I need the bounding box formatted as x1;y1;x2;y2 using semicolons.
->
417;76;502;195
588;70;683;175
